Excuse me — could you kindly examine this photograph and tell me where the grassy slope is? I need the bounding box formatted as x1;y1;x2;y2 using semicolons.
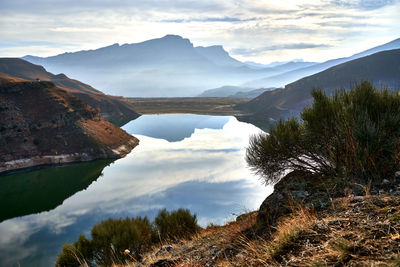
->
133;194;400;266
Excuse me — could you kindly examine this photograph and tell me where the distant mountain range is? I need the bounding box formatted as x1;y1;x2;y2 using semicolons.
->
0;73;138;173
197;86;254;97
244;38;400;88
22;35;400;97
238;48;400;122
22;35;321;97
197;85;273;98
0;58;139;125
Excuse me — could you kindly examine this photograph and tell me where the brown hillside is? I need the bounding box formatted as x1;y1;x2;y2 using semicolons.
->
0;74;138;173
0;58;139;125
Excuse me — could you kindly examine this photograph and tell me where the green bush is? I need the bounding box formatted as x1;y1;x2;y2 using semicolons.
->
56;209;200;266
154;208;200;240
56;243;81;267
90;216;155;265
247;81;400;184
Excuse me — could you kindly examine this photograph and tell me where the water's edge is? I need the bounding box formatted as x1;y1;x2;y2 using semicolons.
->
0;138;139;174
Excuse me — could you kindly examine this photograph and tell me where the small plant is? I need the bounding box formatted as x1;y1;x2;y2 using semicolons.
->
154;208;200;241
33;138;40;145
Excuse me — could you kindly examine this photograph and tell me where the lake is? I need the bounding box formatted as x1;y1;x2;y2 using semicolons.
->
0;114;272;266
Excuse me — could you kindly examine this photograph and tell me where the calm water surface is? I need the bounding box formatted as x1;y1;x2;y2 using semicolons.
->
0;114;272;266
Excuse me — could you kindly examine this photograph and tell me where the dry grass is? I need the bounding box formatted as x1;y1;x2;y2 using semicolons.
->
233;207;316;266
132;195;399;267
76;195;399;266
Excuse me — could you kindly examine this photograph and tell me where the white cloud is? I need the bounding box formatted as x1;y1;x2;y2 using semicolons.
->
0;0;399;62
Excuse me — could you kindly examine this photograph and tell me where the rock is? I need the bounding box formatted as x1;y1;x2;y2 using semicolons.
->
255;171;352;236
155;245;174;257
395;171;400;178
383;179;390;184
235;252;246;260
150;259;176;267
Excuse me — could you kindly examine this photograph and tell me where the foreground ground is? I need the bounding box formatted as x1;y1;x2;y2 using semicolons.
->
124;194;399;266
126;97;249;116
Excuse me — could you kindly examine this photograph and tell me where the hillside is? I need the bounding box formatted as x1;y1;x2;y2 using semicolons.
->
0;58;139;125
245;37;400;88
238;49;400;122
0;74;138;173
134;194;400;266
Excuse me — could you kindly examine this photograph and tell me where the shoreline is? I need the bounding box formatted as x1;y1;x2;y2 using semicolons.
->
0;137;139;175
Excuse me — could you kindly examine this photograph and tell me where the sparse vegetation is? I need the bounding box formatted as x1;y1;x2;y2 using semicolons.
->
154;208;200;241
56;209;199;266
246;81;400;185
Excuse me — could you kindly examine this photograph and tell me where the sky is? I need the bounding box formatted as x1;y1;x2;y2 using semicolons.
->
0;0;399;63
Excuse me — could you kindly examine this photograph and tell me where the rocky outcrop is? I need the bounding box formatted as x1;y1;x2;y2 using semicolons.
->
0;74;138;173
255;170;400;236
255;171;352;235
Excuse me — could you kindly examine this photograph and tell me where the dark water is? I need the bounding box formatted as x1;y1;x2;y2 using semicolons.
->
0;114;271;266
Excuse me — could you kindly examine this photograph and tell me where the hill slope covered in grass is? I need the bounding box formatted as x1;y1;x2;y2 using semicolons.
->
0;73;138;173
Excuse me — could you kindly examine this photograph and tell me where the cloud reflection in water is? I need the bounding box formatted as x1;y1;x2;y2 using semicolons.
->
0;115;272;266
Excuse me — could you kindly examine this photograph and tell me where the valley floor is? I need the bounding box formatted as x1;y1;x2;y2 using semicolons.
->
126;97;249;116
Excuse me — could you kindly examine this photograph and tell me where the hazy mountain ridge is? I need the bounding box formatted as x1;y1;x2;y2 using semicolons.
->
197;86;254;97
0;58;139;125
238;48;400;121
245;38;400;88
0;73;138;173
22;35;316;97
197;85;272;98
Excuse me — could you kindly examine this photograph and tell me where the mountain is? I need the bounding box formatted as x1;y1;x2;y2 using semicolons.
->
238;49;400;123
195;45;244;67
245;60;316;69
0;74;138;173
0;159;112;222
197;86;255;97
0;58;139;125
197;85;273;98
245;37;400;88
229;88;273;98
22;35;307;97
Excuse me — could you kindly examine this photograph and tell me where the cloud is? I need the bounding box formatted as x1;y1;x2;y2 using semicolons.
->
160;16;258;23
329;0;397;10
0;0;399;62
232;43;332;56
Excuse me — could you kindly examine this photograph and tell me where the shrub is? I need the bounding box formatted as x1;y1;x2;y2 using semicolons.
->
154;208;200;240
56;243;81;267
90;216;155;265
56;209;200;266
247;81;400;184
